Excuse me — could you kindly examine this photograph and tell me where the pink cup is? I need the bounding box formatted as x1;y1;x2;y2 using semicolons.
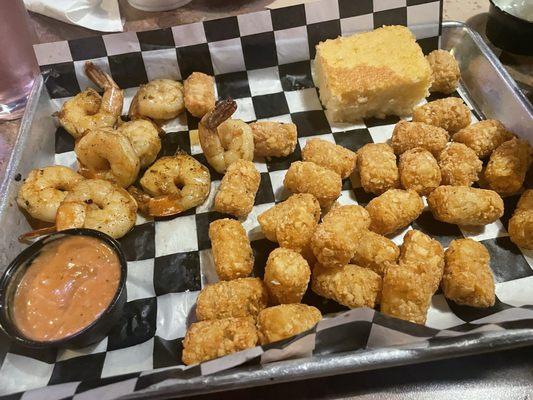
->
0;0;39;121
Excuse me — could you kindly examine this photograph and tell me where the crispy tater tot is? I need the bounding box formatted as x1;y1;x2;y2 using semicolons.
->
209;219;254;280
183;72;215;118
302;138;357;179
311;205;371;268
484;138;531;196
452;119;514;159
214;160;260;218
442;239;495;308
312;263;382;308
258;193;320;252
381;264;432;325
356;143;399;194
427;185;504;226
250;121;297;158
509;189;533;249
284;161;342;208
427;50;461;94
182;317;258;365
196;277;268;321
438;142;482;186
399;230;444;293
256;304;321;345
412;97;470;133
366;189;424;235
399;147;441;195
351;230;400;277
264;248;311;305
391;120;450;157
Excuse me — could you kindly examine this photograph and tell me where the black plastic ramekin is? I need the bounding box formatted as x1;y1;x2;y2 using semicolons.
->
0;228;127;349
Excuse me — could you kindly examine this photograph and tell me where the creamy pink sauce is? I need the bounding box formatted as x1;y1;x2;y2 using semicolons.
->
12;236;120;341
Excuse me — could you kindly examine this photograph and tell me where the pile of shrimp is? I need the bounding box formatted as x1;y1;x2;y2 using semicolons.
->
17;62;297;241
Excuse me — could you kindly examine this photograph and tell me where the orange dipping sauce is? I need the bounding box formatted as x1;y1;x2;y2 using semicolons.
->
12;236;120;342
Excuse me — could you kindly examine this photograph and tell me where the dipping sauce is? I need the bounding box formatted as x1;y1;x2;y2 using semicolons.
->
12;236;120;342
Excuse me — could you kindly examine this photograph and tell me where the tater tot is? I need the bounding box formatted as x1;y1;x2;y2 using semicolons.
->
183;72;215;118
381;264;433;325
438;142;482;186
412;97;470;133
312;263;382;308
442;239;495;308
301;138;357;179
182;317;258;365
356;143;399;194
250;121;297;158
391;120;450;157
427;186;504;226
352;230;400;276
509;189;533;249
284;161;342;208
264;248;311;305
209;218;254;280
366;189;424;235
257;193;320;251
311;205;371;268
484;138;531;196
214;160;260;218
256;304;321;345
399;230;444;294
399;147;441;195
427;50;461;94
452;119;514;159
196;277;268;321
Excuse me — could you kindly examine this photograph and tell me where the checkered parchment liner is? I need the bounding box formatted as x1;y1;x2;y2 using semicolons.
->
2;0;533;398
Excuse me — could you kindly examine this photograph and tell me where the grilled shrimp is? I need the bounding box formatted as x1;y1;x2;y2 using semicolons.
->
75;127;140;188
58;62;123;139
55;179;137;239
16;166;85;223
129;152;210;217
117;119;161;168
129;79;185;121
198;99;254;174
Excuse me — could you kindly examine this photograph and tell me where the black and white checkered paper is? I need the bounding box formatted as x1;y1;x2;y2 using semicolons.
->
1;0;533;398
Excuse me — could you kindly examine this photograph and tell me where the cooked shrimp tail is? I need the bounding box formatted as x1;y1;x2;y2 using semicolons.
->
84;61;124;122
202;98;237;130
18;226;57;243
84;61;119;90
198;98;253;174
58;63;124;139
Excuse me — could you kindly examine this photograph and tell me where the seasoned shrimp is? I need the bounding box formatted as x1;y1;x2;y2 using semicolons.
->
55;179;137;239
58;62;123;139
17;166;85;223
198;99;254;174
75;128;140;188
129;79;185;121
117;120;161;168
130;152;211;217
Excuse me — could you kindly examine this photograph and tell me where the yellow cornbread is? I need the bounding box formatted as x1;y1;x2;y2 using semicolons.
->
314;25;432;121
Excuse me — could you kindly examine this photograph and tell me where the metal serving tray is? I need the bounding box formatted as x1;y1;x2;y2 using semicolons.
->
1;21;532;399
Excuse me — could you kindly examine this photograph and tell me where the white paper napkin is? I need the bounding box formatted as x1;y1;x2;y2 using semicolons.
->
24;0;123;32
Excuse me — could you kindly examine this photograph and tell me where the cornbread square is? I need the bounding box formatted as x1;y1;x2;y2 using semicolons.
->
314;26;432;122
